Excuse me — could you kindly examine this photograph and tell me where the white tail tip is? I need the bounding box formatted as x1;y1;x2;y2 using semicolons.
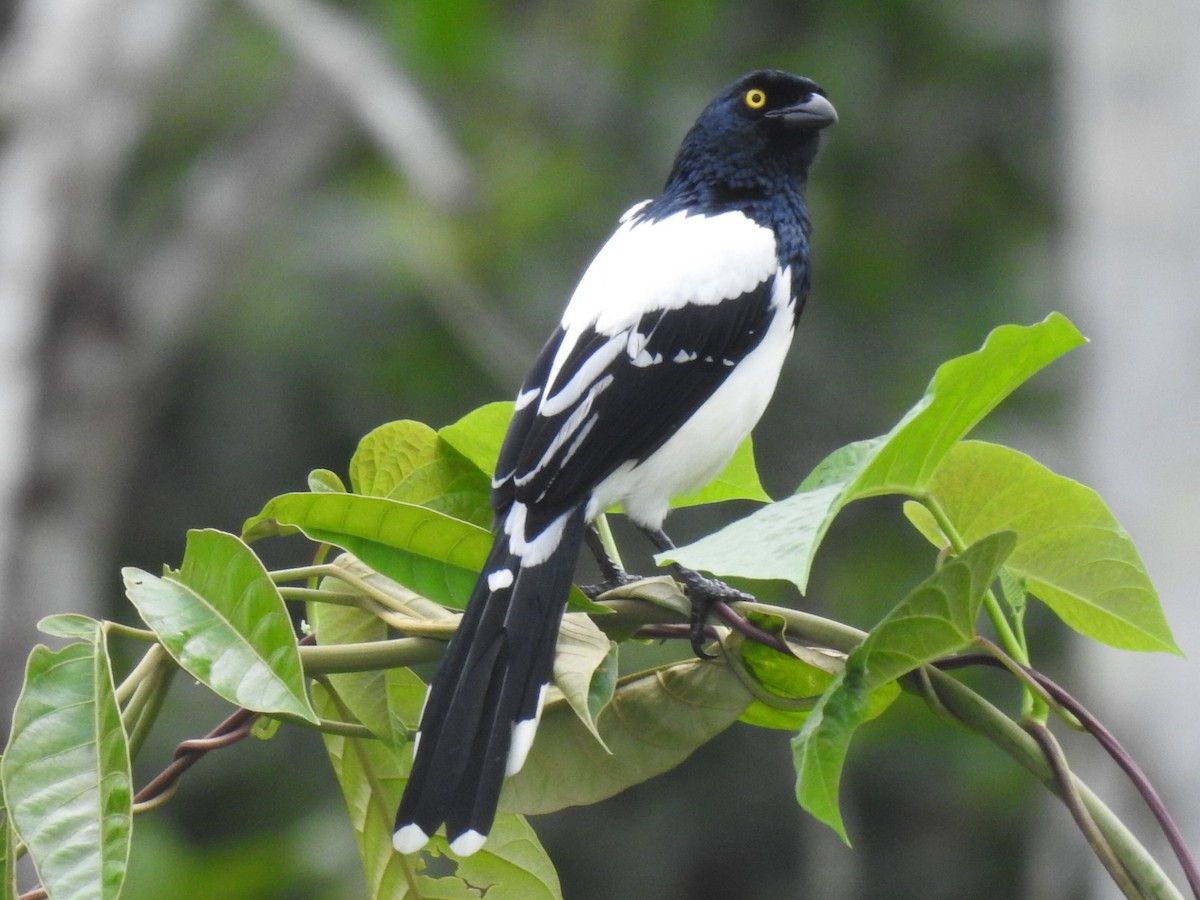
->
505;683;549;776
393;823;430;854
449;829;487;857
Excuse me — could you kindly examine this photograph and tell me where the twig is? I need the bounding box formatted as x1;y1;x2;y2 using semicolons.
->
921;666;1183;898
1027;669;1200;899
1024;719;1141;898
937;649;1200;899
132;706;260;808
711;600;791;654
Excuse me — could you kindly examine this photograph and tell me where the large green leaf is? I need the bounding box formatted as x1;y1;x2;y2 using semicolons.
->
664;314;1086;590
437;401;514;478
792;531;1014;841
243;493;493;609
1;626;131;900
923;441;1178;653
439;401;769;509
351;419;493;528
550;615;618;745
122;529;317;722
790;665;868;844
425;817;563;900
852;530;1015;688
313;685;561;899
500;659;751;815
312;682;417;899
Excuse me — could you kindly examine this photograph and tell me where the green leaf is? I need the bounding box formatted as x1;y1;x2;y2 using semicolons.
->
308;468;347;493
243;493;493;609
2;632;132;900
550;615;618;747
737;635;899;731
351;420;493;528
313;684;561;899
312;681;421;898
664;314;1086;590
500;659;751;815
122;529;318;722
997;567;1029;620
38;612;105;640
852;530;1016;689
425;817;563;899
791;663;869;844
924;441;1178;653
438;401;514;477
902;499;947;549
790;531;1015;841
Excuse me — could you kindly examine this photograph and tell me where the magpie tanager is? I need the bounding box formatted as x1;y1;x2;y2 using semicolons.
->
393;69;836;858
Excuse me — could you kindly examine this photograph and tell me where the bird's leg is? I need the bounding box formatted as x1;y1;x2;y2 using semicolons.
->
640;527;753;659
580;523;642;598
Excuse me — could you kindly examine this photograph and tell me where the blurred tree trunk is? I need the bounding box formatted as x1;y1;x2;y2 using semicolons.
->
0;0;352;735
0;0;217;736
1049;1;1200;895
0;0;474;740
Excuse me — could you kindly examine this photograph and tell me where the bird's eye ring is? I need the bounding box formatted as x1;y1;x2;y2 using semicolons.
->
744;88;767;110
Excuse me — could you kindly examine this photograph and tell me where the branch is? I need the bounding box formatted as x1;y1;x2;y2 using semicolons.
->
919;666;1185;899
940;649;1200;899
131;706;260;811
1024;719;1142;898
1027;667;1200;898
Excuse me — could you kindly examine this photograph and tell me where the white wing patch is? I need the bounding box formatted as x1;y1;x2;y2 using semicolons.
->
563;208;776;335
542;208;777;410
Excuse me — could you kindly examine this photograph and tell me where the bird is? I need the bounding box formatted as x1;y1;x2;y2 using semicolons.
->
393;69;836;858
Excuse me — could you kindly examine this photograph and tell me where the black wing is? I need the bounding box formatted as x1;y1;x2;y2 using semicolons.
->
492;277;780;514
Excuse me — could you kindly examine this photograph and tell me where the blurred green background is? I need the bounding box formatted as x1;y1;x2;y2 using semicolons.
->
2;0;1122;897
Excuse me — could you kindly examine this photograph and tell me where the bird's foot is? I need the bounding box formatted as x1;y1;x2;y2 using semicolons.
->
674;568;753;660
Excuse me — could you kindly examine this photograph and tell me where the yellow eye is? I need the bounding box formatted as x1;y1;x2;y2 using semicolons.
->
744;88;767;109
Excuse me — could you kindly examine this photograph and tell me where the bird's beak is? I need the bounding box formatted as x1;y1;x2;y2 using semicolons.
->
766;93;838;130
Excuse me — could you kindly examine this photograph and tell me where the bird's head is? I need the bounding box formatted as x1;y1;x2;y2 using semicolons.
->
665;70;836;205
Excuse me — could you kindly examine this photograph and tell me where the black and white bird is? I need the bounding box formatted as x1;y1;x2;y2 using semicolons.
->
393;69;836;858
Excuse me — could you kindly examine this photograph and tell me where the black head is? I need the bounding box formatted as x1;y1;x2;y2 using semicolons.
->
663;70;836;208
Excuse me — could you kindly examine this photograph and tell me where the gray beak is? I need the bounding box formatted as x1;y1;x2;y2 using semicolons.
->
766;92;838;130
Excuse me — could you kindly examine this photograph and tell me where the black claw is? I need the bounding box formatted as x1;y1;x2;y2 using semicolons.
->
689;604;718;659
675;567;751;659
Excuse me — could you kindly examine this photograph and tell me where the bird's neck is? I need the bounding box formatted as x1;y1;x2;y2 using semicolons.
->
654;167;809;223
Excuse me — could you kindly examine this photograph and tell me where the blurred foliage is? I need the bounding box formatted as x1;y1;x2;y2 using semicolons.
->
100;0;1057;897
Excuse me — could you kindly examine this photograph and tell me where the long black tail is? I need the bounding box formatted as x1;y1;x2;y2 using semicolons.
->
393;500;588;857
